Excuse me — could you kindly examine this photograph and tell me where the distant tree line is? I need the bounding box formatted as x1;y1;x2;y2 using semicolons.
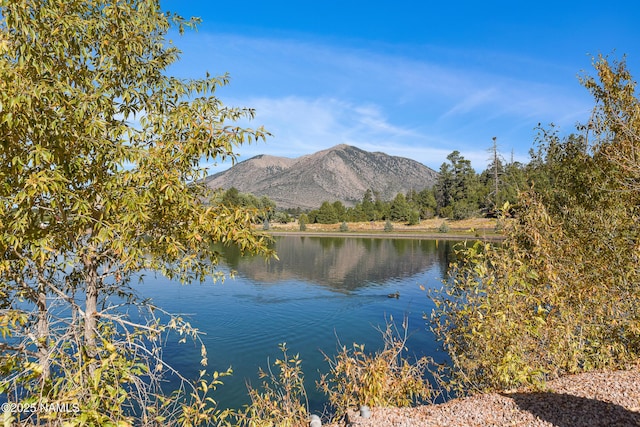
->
218;187;276;211
218;138;594;224
433;149;526;220
301;148;529;224
304;189;433;225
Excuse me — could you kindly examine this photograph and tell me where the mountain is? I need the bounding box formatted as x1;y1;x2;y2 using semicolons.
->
203;144;438;209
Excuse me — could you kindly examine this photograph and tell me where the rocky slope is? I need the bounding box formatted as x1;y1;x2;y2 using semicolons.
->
203;144;438;209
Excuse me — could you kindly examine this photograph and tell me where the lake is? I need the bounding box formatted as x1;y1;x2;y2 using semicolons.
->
134;235;458;413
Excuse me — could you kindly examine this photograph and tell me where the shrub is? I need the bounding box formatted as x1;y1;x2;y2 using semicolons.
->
384;219;394;232
452;201;476;220
438;221;449;233
299;214;308;231
339;221;349;232
318;319;431;418
407;210;420;225
238;343;309;427
430;191;640;395
274;212;292;224
0;308;235;427
438;206;453;219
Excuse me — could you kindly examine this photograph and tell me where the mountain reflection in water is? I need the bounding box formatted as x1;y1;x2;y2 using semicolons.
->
219;236;453;291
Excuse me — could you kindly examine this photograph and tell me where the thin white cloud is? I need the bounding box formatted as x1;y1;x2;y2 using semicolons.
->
441;88;499;118
353;105;420;137
203;95;485;172
231;96;422;156
175;31;594;174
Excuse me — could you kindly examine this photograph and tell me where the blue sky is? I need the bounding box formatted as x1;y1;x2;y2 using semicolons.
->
160;1;639;172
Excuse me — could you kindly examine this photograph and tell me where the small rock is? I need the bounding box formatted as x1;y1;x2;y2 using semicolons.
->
359;405;371;418
309;413;322;427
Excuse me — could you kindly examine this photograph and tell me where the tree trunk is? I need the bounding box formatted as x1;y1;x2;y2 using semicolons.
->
83;254;99;361
36;280;50;380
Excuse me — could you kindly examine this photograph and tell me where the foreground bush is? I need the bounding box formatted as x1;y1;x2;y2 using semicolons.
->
236;343;309;427
318;319;431;418
431;56;640;395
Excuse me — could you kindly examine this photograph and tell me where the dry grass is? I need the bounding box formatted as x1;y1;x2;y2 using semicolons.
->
265;218;504;239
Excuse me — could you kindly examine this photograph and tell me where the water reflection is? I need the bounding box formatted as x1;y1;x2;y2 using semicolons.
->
138;236;459;412
220;236;453;291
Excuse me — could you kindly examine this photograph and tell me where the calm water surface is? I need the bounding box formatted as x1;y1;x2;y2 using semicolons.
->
134;236;457;412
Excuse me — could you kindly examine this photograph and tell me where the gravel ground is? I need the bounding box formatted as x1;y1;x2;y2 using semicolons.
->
325;367;640;427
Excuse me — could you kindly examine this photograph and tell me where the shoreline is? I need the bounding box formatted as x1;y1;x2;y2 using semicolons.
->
262;217;506;242
267;230;505;241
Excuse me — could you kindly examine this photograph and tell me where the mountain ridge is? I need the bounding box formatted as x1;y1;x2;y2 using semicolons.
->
203;144;438;209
